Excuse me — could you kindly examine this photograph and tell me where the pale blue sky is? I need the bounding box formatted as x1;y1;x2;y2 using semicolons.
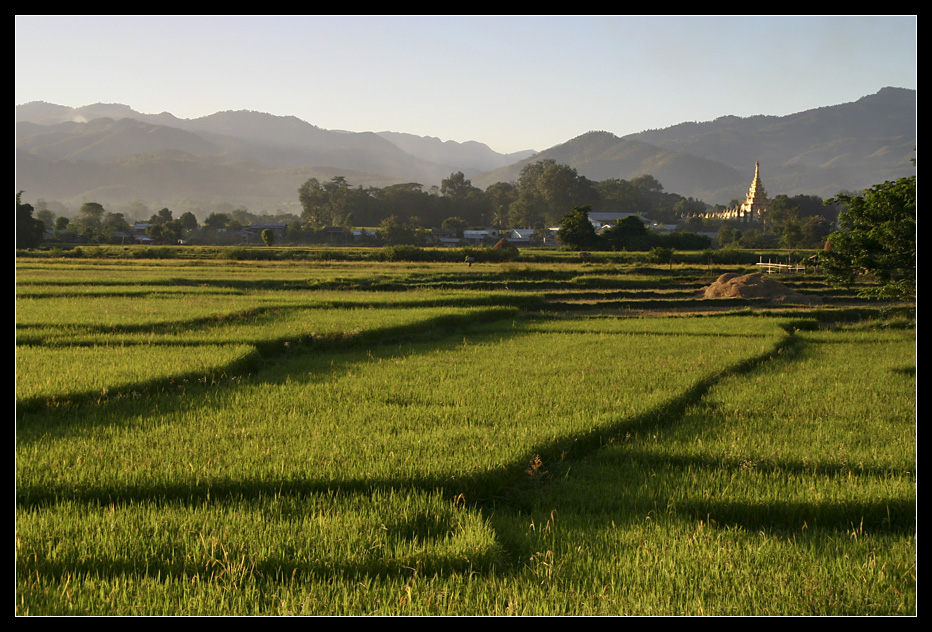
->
15;15;917;154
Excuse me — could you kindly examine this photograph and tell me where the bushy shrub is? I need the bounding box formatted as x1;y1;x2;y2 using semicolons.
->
377;245;432;262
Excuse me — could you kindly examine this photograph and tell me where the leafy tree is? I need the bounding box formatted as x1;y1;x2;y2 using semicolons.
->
230;207;256;226
630;174;667;217
261;228;275;247
149;207;173;225
799;215;832;247
485;182;518;227
820;175;916;300
631;174;663;195
663;231;711;250
203;213;230;231
16;192;45;248
101;212;132;243
373;183;435;227
379;215;419;246
102;212;131;232
673;197;710;218
760;194;835;248
507;190;546;228
79;202;106;222
515;160;598;226
556;206;598;251
717;224;741;247
321;176;353;225
142;216;185;244
779;221;805;249
595;178;642;213
439;173;490;226
73;202;106;239
680;215;707;233
441;216;467;236
737;228;773;249
602;215;654;251
163;220;185;243
36;208;56;229
298;178;329;224
178;211;199;231
441;172;478;200
771;193;835;223
299;176;369;226
146;224;170;244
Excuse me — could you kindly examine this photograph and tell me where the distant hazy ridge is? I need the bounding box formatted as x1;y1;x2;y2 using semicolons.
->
15;87;915;210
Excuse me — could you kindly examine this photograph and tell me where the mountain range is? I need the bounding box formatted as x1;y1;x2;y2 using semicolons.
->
15;87;915;214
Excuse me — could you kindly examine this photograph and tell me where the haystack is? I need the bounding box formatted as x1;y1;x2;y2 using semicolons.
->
703;273;822;305
492;238;519;254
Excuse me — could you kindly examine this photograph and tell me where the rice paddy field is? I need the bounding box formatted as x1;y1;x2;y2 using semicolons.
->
15;247;916;615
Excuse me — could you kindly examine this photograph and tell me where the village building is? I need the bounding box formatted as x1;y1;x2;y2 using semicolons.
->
504;228;559;247
241;222;288;243
462;228;500;246
430;227;461;246
503;228;536;245
587;212;644;231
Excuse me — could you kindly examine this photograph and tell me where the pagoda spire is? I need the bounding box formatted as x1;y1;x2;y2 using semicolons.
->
739;161;769;222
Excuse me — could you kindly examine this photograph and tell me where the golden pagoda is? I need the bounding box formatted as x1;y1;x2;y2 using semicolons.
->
696;162;770;223
736;161;770;222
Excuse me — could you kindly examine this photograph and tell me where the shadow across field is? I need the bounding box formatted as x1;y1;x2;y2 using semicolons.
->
16;316;915;588
14;306;522;414
17;311;794;478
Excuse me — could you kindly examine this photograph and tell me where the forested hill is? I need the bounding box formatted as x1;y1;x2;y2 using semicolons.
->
624;87;916;202
472;87;916;205
472;133;749;205
15;87;915;211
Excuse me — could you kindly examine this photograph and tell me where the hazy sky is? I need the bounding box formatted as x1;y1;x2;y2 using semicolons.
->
15;15;917;154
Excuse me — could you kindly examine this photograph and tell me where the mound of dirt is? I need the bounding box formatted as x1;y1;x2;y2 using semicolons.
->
703;273;822;305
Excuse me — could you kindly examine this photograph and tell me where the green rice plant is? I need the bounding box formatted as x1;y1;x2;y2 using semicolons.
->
17;257;528;405
15;257;913;615
17;316;789;500
17;300;517;408
15;343;259;408
16;489;502;615
490;325;915;615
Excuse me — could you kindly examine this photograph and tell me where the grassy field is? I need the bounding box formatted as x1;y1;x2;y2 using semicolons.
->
15;249;915;615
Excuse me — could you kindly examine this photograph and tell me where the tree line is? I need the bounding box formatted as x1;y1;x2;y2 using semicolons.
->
295;161;712;231
556;206;714;254
17;158;842;250
294;160;840;249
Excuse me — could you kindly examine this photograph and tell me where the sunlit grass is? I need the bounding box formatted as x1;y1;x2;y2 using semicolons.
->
15;257;915;615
